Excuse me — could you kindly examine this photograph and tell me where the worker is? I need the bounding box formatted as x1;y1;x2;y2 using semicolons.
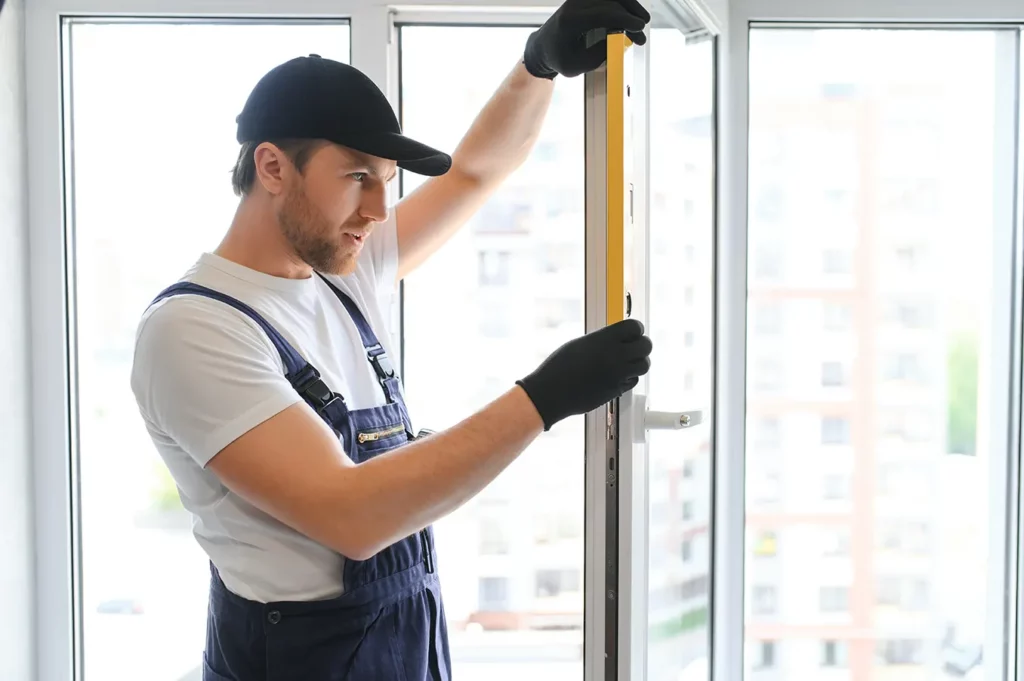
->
130;0;652;679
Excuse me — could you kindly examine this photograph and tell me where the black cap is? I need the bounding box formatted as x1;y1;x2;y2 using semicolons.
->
236;54;452;177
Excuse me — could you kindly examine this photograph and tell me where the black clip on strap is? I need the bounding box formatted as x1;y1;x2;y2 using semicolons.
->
367;345;396;382
291;364;343;418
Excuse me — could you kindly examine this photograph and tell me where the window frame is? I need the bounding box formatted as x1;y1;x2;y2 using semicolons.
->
24;4;563;681
28;3;721;681
27;1;1024;681
720;4;1024;681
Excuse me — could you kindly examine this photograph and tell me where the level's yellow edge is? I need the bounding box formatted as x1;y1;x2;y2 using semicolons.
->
605;32;628;325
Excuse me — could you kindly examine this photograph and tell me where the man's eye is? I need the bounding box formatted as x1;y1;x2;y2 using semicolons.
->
350;172;368;182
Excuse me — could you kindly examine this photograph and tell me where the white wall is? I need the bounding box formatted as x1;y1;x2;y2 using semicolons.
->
0;0;35;678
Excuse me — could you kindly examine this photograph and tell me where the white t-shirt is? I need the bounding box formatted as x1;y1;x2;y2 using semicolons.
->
130;214;402;603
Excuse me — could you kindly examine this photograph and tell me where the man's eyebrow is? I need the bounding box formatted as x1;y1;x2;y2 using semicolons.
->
366;165;397;183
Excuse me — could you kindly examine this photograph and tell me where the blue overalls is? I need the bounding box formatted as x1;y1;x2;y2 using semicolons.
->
151;274;451;681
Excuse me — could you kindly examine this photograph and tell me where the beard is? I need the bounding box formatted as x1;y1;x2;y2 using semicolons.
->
277;183;368;276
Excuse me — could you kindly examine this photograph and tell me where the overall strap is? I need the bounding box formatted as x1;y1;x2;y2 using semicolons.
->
315;274;401;404
149;282;350;428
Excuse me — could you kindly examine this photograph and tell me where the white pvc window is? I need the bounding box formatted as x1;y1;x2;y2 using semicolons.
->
26;2;1024;681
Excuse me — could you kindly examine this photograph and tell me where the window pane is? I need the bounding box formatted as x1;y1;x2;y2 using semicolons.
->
647;29;714;681
66;21;350;681
398;25;584;681
746;28;1007;681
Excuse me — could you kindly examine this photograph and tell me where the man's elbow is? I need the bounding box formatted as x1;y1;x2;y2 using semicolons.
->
332;528;387;562
324;511;392;562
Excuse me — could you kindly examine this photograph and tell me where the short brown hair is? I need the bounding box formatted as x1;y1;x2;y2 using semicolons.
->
230;138;327;197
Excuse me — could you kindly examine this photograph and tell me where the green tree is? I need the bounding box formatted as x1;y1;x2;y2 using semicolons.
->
947;332;978;456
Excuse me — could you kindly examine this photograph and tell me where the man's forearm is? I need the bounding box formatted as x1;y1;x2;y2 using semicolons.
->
394;61;556;280
450;60;555;187
336;386;544;559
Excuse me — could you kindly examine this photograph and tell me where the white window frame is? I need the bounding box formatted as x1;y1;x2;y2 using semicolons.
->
720;4;1024;681
25;3;569;681
30;0;1024;680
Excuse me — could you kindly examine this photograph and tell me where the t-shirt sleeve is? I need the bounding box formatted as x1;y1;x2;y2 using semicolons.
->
130;296;302;468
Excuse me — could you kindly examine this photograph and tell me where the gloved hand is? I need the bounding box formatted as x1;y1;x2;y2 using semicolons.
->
517;318;652;430
523;0;652;79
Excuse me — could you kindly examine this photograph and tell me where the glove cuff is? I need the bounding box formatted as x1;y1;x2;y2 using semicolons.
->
523;31;557;80
522;58;557;80
515;378;554;431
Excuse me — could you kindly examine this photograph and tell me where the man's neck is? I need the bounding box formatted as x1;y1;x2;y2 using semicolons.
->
215;197;312;280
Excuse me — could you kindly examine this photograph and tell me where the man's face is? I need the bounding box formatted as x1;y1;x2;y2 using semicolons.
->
276;144;396;276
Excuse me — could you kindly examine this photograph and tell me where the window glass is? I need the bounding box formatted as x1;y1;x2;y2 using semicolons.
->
399;25;585;680
747;27;1006;680
64;21;351;681
646;28;715;681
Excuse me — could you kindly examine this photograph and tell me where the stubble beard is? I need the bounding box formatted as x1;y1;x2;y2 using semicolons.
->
277;184;361;277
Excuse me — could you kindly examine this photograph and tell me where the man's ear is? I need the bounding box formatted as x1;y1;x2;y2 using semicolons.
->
253;142;292;196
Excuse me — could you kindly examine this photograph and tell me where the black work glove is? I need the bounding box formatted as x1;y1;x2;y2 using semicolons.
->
523;0;652;79
517;318;652;431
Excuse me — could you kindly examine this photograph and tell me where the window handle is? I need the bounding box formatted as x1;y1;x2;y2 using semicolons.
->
629;394;705;442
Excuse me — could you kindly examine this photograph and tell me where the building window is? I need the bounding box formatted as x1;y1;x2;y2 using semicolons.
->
682;501;694;521
681;539;693;562
754;185;786;223
535;569;580;598
822;529;850;556
823;302;852;331
908;579;929;611
822;640;848;667
683;460;694;478
823;187;852;215
753;417;782;449
751;473;782;505
479;577;510;611
752;585;778;615
882;352;927;383
478;249;511;286
819;586;849;613
754;302;784;334
535;297;581;329
680;575;709;600
877;639;924;666
888;301;933;329
821;361;845;387
753;358;785;392
880;408;934;442
822;473;849;500
822;247;852;275
534;510;583;545
895;243;924;270
479;304;511;338
821;417;850;445
876;575;930;611
754;640;776;669
478;517;509;555
876;576;902;605
684;372;695;390
755;244;783;280
684;331;695;347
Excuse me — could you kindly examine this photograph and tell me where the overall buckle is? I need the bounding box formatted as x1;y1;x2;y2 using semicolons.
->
367;345;396;381
292;365;343;417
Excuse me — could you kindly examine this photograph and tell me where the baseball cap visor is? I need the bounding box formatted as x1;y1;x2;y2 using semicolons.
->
343;131;452;177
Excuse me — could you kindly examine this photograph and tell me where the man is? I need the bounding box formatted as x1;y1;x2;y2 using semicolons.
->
130;0;652;679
